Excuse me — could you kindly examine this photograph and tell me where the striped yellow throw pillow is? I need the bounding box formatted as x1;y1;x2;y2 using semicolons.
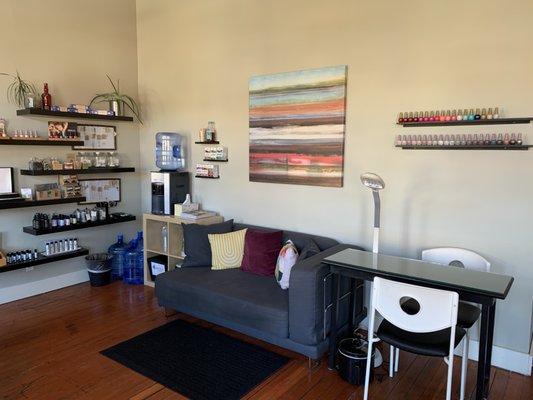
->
208;229;247;270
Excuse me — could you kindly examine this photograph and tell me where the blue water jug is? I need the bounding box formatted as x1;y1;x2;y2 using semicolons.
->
108;234;128;279
155;132;186;171
123;238;144;285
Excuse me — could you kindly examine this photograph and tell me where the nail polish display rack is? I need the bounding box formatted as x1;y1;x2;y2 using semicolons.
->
399;117;533;128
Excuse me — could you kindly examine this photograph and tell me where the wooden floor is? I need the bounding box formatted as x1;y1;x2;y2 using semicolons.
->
0;282;530;400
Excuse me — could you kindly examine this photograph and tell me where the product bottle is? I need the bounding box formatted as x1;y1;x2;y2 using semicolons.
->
41;83;52;110
493;107;500;119
161;225;168;253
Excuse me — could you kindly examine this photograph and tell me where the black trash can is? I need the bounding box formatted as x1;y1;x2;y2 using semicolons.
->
86;253;112;287
337;337;375;386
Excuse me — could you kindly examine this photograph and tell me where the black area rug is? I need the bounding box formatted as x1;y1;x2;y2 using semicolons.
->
101;319;290;400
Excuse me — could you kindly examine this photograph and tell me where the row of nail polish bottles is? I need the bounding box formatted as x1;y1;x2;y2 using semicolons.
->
396;133;523;147
397;108;501;123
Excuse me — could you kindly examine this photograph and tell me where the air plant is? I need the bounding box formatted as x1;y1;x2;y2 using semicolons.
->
89;75;143;123
0;71;36;108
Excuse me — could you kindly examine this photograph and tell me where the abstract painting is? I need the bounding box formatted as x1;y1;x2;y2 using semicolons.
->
249;65;347;187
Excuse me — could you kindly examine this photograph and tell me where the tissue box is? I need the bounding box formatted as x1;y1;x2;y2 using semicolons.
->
174;202;199;216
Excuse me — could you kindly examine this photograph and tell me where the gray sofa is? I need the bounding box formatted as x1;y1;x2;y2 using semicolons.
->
155;223;358;359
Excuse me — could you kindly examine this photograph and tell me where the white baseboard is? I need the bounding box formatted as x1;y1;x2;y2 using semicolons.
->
0;270;88;305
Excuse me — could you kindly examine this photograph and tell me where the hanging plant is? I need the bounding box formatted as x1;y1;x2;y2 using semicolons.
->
89;75;143;123
0;71;37;108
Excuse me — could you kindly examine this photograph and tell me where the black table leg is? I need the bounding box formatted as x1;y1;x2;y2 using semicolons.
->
476;302;495;400
327;273;340;370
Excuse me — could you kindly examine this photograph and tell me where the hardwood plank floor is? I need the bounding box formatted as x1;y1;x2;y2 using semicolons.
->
0;281;530;400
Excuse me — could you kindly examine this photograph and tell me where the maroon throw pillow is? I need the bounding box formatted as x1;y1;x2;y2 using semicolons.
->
241;229;283;276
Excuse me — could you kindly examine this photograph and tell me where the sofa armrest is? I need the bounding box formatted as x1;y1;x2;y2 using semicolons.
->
288;244;363;346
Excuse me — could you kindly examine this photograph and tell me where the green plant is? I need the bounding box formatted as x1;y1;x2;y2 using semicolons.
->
89;75;142;123
0;71;36;108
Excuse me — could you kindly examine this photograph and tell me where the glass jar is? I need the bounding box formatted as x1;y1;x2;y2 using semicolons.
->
24;93;39;109
107;151;120;167
95;152;107;168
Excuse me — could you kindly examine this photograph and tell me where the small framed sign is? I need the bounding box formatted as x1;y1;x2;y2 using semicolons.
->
78;178;121;204
73;124;117;150
148;255;168;281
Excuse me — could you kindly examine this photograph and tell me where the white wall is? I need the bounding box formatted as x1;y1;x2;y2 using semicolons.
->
136;0;533;357
0;0;141;303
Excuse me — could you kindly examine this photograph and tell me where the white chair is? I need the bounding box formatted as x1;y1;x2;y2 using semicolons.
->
363;277;467;400
392;247;490;399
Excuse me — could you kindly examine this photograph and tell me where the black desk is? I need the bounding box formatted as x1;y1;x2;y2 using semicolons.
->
324;248;514;400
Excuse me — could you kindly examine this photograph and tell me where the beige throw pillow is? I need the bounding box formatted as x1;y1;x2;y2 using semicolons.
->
208;229;247;270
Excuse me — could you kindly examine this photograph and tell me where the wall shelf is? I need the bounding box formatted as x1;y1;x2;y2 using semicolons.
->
0;138;84;146
398;117;533;128
195;141;220;144
203;159;228;162
22;214;136;236
20;167;136;176
195;175;220;179
17;108;133;122
0;248;89;274
396;145;531;151
0;196;86;210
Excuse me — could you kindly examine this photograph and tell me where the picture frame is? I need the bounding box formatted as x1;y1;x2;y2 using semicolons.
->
78;178;121;204
73;124;117;150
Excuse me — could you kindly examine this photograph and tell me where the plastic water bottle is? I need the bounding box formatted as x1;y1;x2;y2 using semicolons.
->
108;234;127;279
161;225;168;253
123;239;143;285
155;132;186;171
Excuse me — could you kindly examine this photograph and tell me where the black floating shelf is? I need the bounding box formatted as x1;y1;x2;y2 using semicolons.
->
17;108;133;122
23;215;136;236
195;141;220;144
20;167;136;176
203;159;228;162
396;145;531;151
0;197;86;210
195;175;220;179
399;117;533;128
0;248;89;273
0;138;84;146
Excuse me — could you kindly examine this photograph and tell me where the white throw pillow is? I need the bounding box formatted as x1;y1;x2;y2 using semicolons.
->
275;240;298;289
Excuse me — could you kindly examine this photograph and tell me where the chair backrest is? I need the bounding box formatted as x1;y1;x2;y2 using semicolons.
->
422;247;490;272
372;277;459;333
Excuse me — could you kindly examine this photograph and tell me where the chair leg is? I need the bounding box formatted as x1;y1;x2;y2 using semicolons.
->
460;332;469;400
445;327;456;400
394;347;399;373
389;345;395;378
363;310;376;400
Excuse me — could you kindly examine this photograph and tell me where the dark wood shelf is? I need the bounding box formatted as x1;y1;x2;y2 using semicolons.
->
17;108;133;122
20;167;136;176
195;141;220;144
398;117;533;127
203;159;228;162
0;248;89;273
396;145;531;151
0;197;86;210
23;214;136;236
195;175;220;179
0;138;84;146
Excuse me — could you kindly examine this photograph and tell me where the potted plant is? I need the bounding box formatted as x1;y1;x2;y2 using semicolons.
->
0;71;37;108
89;75;143;123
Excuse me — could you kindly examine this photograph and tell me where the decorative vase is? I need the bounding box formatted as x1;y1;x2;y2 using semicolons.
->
109;100;122;116
24;93;39;109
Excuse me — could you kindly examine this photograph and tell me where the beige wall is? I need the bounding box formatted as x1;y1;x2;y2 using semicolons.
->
0;0;141;302
137;0;533;355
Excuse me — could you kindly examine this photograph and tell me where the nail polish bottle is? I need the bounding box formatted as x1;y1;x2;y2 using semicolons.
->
445;110;451;122
467;109;474;121
429;111;435;122
398;112;404;123
497;134;503;145
438;135;444;146
493;107;500;119
517;133;523;145
487;108;493;119
407;135;413;146
422;134;428;146
396;135;402;146
456;109;463;121
419;111;425;122
503;133;510;145
460;134;467;146
431;135;437;146
451;110;457;121
463;109;470;121
467;134;473;146
509;133;517;145
413;111;419;123
474;108;481;120
444;134;450;146
416;135;422;146
490;134;497;145
408;112;414;122
484;134;491;145
440;110;447;122
401;135;407;146
481;108;487;120
423;111;430;122
449;134;455;146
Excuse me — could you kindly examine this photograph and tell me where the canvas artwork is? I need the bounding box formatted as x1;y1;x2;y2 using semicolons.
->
249;65;347;187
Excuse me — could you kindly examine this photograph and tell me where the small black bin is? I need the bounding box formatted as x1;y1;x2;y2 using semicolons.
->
337;337;375;386
85;253;112;287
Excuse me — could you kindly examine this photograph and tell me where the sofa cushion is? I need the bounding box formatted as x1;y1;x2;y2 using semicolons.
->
297;238;321;261
241;229;283;276
156;267;289;337
209;229;247;270
182;219;233;267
